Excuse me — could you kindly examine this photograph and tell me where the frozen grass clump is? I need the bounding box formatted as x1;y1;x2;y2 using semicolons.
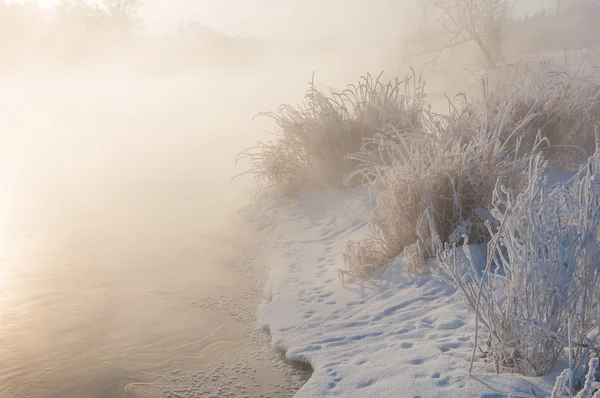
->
236;72;426;196
343;93;539;278
485;62;600;165
551;357;600;397
437;150;600;377
343;64;600;280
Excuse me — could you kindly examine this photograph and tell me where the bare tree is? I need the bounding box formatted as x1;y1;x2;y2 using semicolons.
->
406;0;513;69
56;0;102;32
99;0;142;37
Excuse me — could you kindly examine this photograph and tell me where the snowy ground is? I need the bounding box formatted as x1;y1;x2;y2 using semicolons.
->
252;189;566;398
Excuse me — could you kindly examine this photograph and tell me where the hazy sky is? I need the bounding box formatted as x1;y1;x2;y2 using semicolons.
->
146;0;553;38
9;0;414;39
17;0;552;39
142;0;410;39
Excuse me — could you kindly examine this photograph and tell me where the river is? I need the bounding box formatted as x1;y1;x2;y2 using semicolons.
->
0;66;311;398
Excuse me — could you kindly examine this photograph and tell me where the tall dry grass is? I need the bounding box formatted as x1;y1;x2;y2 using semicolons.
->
437;151;600;377
239;63;600;383
240;64;600;285
343;94;542;278
343;63;600;280
236;72;425;196
484;61;600;164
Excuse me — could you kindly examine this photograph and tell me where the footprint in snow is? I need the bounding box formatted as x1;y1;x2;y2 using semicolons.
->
347;300;366;306
422;287;446;297
437;377;451;387
318;292;334;298
438;342;462;352
349;331;383;341
435;319;465;330
395;326;414;334
320;229;333;237
400;342;414;349
357;379;375;388
429;333;453;340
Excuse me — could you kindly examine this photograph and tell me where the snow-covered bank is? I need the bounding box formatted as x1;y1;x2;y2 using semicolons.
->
254;189;561;397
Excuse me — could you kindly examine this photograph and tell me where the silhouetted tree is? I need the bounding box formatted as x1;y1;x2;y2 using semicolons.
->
406;0;512;69
99;0;142;38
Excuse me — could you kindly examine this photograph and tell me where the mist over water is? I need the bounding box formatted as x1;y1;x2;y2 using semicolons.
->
0;57;352;397
2;0;595;394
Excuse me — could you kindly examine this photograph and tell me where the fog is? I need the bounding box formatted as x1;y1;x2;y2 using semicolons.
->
0;5;399;394
2;0;597;394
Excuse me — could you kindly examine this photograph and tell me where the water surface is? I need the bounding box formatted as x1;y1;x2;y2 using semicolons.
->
0;70;310;398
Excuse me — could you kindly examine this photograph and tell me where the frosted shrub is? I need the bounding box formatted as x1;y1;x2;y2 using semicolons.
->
437;153;600;376
236;72;425;196
344;96;536;278
551;357;600;397
485;63;600;164
552;369;573;398
342;65;600;280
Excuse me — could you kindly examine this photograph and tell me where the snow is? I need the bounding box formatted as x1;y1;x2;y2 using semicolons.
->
253;189;562;397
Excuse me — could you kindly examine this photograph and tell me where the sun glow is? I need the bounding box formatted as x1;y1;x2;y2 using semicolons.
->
6;0;60;8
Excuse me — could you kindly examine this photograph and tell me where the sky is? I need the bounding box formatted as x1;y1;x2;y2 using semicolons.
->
6;0;419;39
141;0;412;40
12;0;554;39
149;0;554;38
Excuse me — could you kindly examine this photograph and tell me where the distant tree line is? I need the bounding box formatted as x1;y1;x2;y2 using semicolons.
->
0;0;270;74
401;0;600;74
0;0;143;70
505;0;600;57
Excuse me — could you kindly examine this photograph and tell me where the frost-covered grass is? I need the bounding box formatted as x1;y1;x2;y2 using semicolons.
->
438;154;598;375
484;62;600;164
343;129;532;278
256;166;600;397
339;65;600;384
552;357;600;398
438;150;600;383
344;64;600;279
343;90;545;278
237;72;425;196
244;64;600;391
